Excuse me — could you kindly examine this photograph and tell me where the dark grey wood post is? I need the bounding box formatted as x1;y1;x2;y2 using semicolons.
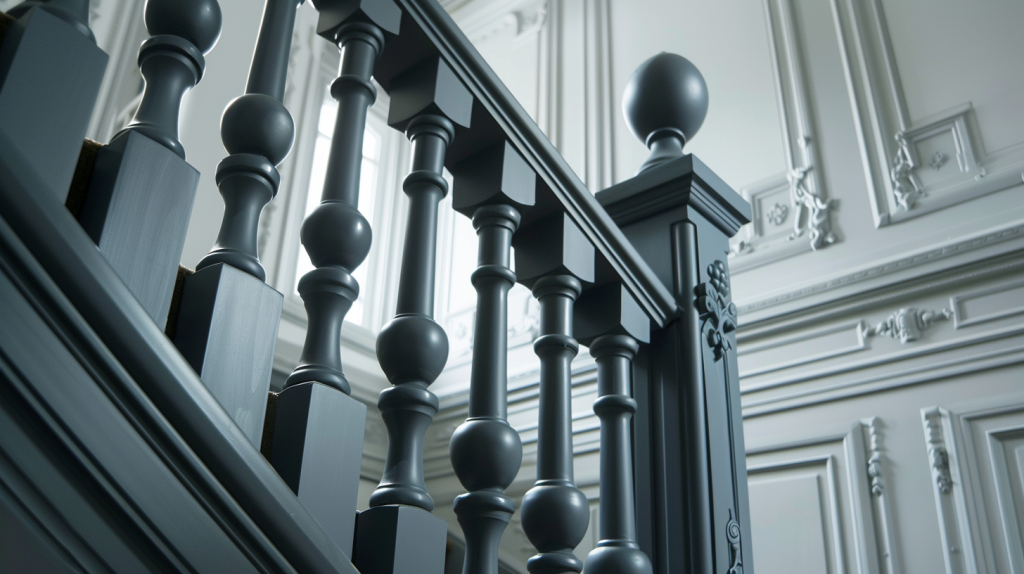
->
171;0;304;448
596;53;754;574
449;141;536;574
267;0;400;560
514;213;595;574
76;0;221;327
0;0;107;201
575;283;653;574
352;55;472;574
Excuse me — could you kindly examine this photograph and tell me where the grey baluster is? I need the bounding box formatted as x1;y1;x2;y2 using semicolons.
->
171;0;303;448
0;0;107;200
353;55;472;574
448;141;536;574
267;0;399;559
575;283;653;574
77;0;221;326
515;213;595;574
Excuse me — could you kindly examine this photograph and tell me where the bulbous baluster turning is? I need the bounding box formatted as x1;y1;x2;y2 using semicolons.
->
117;0;223;159
449;141;537;574
196;0;303;281
285;20;390;395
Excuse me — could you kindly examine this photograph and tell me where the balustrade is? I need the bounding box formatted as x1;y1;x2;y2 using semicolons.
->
75;0;219;327
354;54;472;574
515;213;595;574
449;141;536;574
171;0;303;448
575;283;653;574
269;0;400;560
0;0;107;201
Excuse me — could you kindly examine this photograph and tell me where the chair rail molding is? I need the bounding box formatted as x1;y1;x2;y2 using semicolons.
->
729;0;838;273
831;0;1024;227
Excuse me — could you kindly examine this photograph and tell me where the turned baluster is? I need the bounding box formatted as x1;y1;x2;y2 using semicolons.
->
171;0;303;447
515;213;595;574
448;141;536;574
575;283;653;574
266;0;399;558
1;0;107;201
352;55;472;574
195;0;303;281
76;0;220;326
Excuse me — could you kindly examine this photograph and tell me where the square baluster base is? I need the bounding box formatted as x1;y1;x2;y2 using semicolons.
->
270;382;366;558
172;263;283;448
0;8;107;202
78;130;200;327
353;506;447;574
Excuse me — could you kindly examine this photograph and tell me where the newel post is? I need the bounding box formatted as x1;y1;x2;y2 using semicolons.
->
171;0;305;448
76;0;221;326
0;0;107;201
575;283;653;574
448;141;537;574
266;0;400;560
352;55;473;574
595;53;753;574
515;212;595;574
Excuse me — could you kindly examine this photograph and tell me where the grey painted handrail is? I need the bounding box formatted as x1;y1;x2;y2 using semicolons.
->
113;0;222;159
284;20;390;395
392;0;678;328
585;334;653;574
195;0;303;280
521;274;590;574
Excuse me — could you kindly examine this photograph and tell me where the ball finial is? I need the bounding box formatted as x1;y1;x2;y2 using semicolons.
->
622;52;708;173
145;0;223;55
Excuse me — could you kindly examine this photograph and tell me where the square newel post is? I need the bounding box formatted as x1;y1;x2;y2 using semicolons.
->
0;0;107;202
77;0;222;327
595;54;753;574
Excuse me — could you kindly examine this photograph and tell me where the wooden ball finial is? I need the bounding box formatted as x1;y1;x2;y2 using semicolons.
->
144;0;223;55
622;52;708;174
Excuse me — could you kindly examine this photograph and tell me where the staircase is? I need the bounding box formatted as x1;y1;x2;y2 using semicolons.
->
0;1;754;572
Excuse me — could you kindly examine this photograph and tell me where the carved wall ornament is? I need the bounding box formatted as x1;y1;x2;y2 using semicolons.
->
865;307;953;344
766;202;788;226
786;166;836;250
866;417;884;496
923;410;954;495
890;133;924;211
931;151;947;170
696;260;737;360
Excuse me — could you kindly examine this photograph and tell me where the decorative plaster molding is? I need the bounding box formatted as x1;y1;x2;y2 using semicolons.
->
737;220;1024;316
864;307;953;344
926;410;953;494
866;417;884;496
788;166;837;250
766;202;789;226
832;0;1024;226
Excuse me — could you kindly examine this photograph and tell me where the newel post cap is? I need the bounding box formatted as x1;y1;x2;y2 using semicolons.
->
623;53;708;173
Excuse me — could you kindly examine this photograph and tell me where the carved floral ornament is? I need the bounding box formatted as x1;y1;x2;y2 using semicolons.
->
696;260;737;360
863;306;953;344
787;166;836;250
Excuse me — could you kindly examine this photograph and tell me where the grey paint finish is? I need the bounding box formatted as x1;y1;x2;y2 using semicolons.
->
0;133;358;574
78;129;200;328
353;505;448;574
0;6;106;202
271;382;366;559
172;262;283;448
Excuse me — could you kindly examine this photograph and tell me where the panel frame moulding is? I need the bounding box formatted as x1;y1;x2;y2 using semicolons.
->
729;0;839;273
920;392;1024;574
831;0;1024;228
745;421;900;574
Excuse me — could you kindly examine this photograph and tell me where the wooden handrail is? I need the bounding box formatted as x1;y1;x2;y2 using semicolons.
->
394;0;680;328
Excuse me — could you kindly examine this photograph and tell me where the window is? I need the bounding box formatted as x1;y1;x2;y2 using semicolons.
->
294;93;383;327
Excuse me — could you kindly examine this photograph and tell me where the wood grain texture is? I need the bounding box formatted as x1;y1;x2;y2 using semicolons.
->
173;263;283;448
0;8;107;202
79;130;200;328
